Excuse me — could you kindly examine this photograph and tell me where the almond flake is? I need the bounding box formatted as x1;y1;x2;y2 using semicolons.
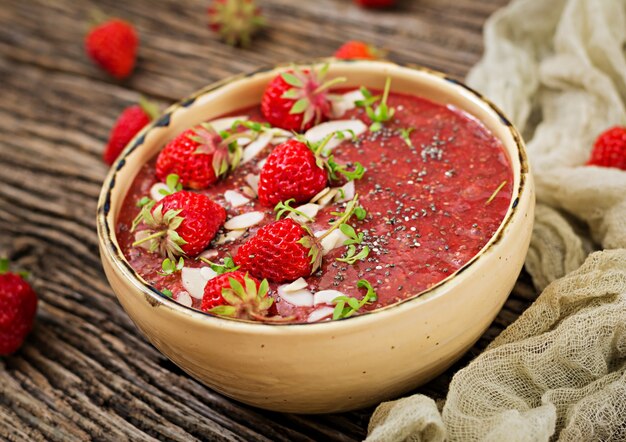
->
244;174;260;195
215;229;246;245
181;267;208;299
242;131;273;164
150;183;170;202
289;203;320;223
282;277;308;293
335;180;355;202
315;229;350;255
224;190;250;208
257;158;267;170
310;187;331;203
134;230;152;250
198;249;219;260
240;186;257;199
317;188;339;207
331;89;366;117
307;306;335;322
304;120;367;153
314;289;345;305
224;211;264;230
206;116;248;132
277;285;314;307
175;291;193;307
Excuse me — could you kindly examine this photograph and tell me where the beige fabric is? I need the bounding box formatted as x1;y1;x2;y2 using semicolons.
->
367;0;626;440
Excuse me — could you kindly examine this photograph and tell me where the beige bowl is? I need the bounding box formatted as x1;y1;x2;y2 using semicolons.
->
97;60;534;414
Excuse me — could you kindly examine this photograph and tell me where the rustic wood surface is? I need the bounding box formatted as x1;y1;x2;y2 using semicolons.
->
0;0;537;440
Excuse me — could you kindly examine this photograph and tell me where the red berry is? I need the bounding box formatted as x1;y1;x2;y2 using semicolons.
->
258;139;328;207
208;0;264;46
0;260;37;355
201;270;258;311
354;0;395;8
103;99;158;165
334;41;383;60
85;19;138;79
236;218;321;282
135;191;226;258
156;125;233;190
587;126;626;170
261;66;344;132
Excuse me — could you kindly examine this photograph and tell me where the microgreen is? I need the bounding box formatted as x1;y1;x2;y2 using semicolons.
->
354;206;367;221
486;180;507;205
340;224;363;245
327;155;365;181
161;288;174;298
336;245;370;265
158;257;184;276
199;256;240;274
274;198;313;221
358;77;395;132
332;278;378;320
400;127;415;148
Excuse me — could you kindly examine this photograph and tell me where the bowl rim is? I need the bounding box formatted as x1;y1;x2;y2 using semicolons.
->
96;59;530;330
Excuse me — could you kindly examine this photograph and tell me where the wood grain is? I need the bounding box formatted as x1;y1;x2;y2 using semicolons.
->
0;0;526;440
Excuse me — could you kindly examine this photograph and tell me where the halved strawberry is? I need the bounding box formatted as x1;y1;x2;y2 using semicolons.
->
260;65;346;132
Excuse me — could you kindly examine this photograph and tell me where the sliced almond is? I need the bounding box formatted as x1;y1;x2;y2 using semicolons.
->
200;267;218;281
245;173;260;195
175;291;193;307
198;249;219;260
304;120;367;153
315;229;350;255
134;230;152;250
317;188;339;207
237;137;252;146
314;289;345;305
257;158;267;170
224;211;264;230
214;229;247;245
181;267;208;299
289;203;320;224
240;186;257;199
206;116;248;132
224;190;250;208
277;285;314;307
150;183;170;202
310;187;331;204
242;131;273;164
282;277;308;293
335;180;355;203
331;89;367;117
307;306;335;322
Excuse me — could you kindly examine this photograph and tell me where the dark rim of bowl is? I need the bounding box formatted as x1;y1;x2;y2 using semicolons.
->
96;59;529;327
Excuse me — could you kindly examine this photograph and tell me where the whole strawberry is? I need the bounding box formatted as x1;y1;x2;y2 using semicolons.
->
133;191;226;258
354;0;395;8
201;270;257;311
0;259;37;355
85;19;138;79
156;124;237;189
587;126;626;170
103;98;158;165
208;0;265;47
334;41;384;60
236;218;321;282
258;139;328;206
261;65;345;132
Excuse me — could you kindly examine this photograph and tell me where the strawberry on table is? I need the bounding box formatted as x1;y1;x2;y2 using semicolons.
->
0;259;37;356
85;18;138;79
334;41;384;60
587;126;626;170
208;0;265;47
133;191;226;258
103;97;159;165
258;139;328;206
354;0;395;8
261;65;346;132
156;124;240;190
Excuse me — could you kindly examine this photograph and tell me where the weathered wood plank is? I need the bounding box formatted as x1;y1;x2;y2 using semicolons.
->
0;0;520;440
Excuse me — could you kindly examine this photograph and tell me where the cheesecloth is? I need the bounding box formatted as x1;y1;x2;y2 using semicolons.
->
367;0;626;440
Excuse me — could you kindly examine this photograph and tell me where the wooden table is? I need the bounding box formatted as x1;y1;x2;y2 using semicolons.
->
0;0;538;440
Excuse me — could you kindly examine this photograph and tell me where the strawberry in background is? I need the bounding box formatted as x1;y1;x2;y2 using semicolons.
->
587;126;626;171
0;259;37;356
208;0;265;46
103;97;159;165
85;18;138;79
354;0;395;8
334;41;385;60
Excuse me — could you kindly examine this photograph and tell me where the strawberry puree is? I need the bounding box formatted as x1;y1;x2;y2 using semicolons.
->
116;90;513;322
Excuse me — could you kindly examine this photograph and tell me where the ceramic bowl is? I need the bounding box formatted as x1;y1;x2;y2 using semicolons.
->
97;60;534;414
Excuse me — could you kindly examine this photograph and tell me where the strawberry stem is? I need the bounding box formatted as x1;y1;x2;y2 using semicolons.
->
139;96;160;120
132;230;167;247
0;258;9;274
312;76;347;95
317;194;360;241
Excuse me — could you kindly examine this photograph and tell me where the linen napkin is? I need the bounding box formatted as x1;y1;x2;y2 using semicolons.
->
366;0;626;440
